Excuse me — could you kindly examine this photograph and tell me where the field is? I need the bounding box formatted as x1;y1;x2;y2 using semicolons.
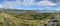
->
0;10;60;26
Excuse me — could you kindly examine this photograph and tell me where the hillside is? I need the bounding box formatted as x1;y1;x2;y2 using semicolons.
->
0;11;60;26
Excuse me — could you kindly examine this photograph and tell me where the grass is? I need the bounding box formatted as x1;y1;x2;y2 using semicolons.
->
0;16;3;22
0;16;3;20
0;16;3;26
0;12;60;26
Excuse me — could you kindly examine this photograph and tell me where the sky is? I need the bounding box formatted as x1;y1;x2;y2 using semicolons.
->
0;0;60;10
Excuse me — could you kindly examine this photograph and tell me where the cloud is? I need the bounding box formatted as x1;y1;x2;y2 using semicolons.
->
2;2;16;9
37;0;57;6
0;5;2;8
22;0;35;6
0;0;58;9
2;1;22;9
1;0;35;9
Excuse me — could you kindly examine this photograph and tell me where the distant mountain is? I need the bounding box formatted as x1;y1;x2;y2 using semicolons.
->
0;8;60;13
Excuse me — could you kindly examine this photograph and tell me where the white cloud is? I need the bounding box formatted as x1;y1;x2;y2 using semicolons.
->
0;5;2;8
22;0;35;6
2;2;15;9
1;0;35;9
37;0;57;6
0;0;58;9
2;1;22;9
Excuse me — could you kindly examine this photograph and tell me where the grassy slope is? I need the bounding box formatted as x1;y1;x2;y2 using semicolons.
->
0;12;60;26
